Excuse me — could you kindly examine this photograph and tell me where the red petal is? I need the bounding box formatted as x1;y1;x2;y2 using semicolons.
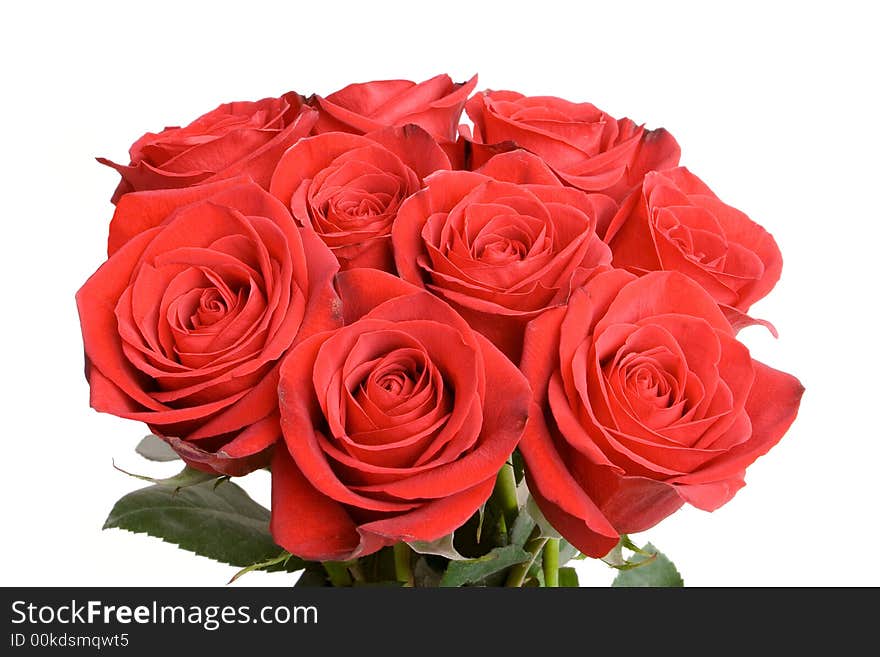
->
677;474;746;511
627;127;681;188
722;305;779;338
519;403;619;557
77;228;165;410
106;176;251;255
358;477;494;544
365;124;452;179
97;157;213;206
296;225;344;341
206;105;318;189
476;149;562;185
582;467;685;534
270;446;360;561
595;271;732;336
675;361;804;486
334;268;423;324
161;420;276;477
520;306;566;404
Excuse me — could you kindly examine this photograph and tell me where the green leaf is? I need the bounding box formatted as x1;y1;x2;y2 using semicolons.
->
439;544;531;587
558;567;580;587
602;535;661;570
104;478;291;568
611;542;684;587
113;462;221;491
135;434;180;462
509;512;536;548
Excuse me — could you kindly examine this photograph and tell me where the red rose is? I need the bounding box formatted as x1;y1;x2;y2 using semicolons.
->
520;270;803;557
604;167;783;332
75;179;340;475
311;74;478;143
269;125;450;272
99;93;317;203
464;90;680;202
270;269;530;561
392;149;615;361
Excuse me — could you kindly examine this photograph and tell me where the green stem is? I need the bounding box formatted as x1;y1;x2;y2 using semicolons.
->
323;561;353;587
493;463;519;532
348;560;365;584
543;538;560;587
393;543;413;586
505;529;548;587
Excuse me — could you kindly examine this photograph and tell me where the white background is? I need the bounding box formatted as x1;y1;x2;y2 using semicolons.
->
1;0;877;587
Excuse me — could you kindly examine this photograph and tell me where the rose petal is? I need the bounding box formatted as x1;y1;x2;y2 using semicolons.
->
270;446;360;561
519;403;620;557
358;477;494;544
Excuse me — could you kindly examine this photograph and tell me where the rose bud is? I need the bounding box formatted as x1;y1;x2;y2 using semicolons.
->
270;269;531;561
269;125;450;272
75;179;340;475
604;167;783;332
519;270;804;557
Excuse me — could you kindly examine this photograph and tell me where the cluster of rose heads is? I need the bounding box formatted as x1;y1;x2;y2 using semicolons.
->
77;74;803;561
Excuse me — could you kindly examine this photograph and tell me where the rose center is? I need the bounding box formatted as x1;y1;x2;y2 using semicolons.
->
631;365;666;398
619;357;677;411
331;192;391;219
378;371;407;395
476;235;528;264
655;210;727;269
188;285;240;330
357;353;427;412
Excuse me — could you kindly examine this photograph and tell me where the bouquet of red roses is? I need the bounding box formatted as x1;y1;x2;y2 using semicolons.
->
76;74;803;587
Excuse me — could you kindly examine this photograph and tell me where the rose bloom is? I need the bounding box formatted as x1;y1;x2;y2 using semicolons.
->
604;167;783;331
463;90;680;202
76;179;339;475
311;74;478;143
269;125;450;272
270;269;530;561
392;149;615;361
519;270;804;557
99;92;316;203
